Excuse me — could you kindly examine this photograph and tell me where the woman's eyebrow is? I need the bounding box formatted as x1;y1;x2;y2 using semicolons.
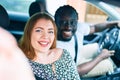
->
48;28;54;30
34;27;43;29
34;27;54;30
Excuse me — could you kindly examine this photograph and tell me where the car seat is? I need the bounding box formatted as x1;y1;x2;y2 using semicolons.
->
29;1;48;17
0;4;22;41
0;4;10;29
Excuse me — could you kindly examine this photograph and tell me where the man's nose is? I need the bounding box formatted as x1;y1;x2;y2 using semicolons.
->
64;22;72;29
65;21;71;26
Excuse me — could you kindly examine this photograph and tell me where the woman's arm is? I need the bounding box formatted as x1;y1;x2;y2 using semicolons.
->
0;27;36;80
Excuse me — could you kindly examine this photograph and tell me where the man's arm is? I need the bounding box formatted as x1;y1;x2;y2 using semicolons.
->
77;49;114;75
89;21;119;34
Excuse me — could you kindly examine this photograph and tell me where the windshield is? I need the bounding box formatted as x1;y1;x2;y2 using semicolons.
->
113;5;120;14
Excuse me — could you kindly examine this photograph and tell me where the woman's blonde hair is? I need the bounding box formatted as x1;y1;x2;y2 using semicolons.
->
19;12;57;60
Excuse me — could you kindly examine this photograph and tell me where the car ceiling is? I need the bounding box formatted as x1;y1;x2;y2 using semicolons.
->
86;0;120;7
102;0;120;7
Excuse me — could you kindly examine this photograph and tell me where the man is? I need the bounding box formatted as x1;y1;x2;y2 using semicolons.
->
0;27;36;80
55;5;116;77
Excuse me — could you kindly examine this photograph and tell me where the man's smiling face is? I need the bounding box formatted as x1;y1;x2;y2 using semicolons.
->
57;13;78;41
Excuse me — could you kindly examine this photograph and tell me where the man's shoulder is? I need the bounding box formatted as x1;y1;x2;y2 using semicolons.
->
77;22;89;27
77;22;90;35
57;39;73;43
56;39;74;47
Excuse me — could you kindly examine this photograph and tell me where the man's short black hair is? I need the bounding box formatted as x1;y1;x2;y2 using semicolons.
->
54;5;78;23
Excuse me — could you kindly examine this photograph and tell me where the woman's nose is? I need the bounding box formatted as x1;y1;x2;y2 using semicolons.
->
42;32;48;38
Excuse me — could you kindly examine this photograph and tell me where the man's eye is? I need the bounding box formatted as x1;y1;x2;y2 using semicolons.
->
71;20;77;25
60;21;66;25
63;21;67;24
71;21;75;25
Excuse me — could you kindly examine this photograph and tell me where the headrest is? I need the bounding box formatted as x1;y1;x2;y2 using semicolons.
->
0;5;10;29
29;1;47;17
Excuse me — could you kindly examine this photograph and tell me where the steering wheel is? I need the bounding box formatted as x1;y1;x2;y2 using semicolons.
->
98;26;120;67
99;27;120;50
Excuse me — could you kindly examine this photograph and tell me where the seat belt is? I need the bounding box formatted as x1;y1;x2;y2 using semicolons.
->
74;34;78;63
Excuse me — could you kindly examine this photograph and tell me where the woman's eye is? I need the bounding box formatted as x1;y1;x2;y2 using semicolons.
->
35;29;41;32
49;31;54;34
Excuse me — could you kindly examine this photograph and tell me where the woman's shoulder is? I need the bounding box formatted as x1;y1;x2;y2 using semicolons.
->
53;48;63;54
52;48;70;57
53;48;69;53
51;48;69;58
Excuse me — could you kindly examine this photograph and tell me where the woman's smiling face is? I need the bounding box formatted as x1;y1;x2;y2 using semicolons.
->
31;18;55;53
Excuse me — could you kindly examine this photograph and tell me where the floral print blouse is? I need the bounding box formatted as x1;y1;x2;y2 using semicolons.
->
29;49;80;80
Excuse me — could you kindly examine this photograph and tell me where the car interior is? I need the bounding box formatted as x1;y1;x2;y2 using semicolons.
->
0;5;10;29
0;0;120;80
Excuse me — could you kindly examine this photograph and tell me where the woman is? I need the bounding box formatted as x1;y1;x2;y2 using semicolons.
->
19;12;80;80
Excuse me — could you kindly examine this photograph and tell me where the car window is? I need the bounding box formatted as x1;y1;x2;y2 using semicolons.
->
85;3;108;24
85;1;120;23
46;0;67;15
0;0;35;14
0;0;120;23
0;0;66;16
